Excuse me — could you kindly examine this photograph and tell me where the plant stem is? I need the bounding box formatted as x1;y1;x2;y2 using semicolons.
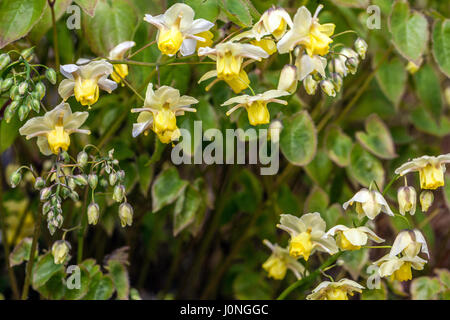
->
127;40;156;59
49;0;60;70
77;188;89;264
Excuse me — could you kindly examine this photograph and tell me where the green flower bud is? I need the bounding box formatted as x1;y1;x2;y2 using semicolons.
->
116;170;125;181
87;203;100;225
73;174;88;186
77;151;88;167
35;82;46;100
18;81;28;95
69;191;79;202
397;186;417;215
10;170;22;188
20;47;34;60
330;73;343;92
60;151;70;163
68;177;76;190
345;57;358;75
45;68;57;85
0;53;11;70
354;38;368;60
30;98;40;113
100;178;108;188
61;186;71;199
113;184;125;202
320;79;336;97
118;202;133;227
4;100;20;123
109;173;118;186
42;201;52;215
88;174;98;189
40;187;52;201
51;240;71;264
420;191;434;212
34;177;45;190
10;85;21;100
18;103;30;121
303;75;317;95
1;77;13;92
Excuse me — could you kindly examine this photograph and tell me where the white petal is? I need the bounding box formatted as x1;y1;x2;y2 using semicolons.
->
60;64;79;80
109;41;136;60
343;188;370;210
58;79;75;100
98;77;117;93
413;230;430;258
186;18;214;35
180;38;197;56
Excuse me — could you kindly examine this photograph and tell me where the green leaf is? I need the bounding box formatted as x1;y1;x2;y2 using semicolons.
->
232;271;272;299
82;0;138;56
432;19;450;77
280;111;317;166
361;281;388;300
151;167;188;212
85;273;114;300
9;237;33;267
222;0;252;27
347;144;385;189
137;154;153;197
410;276;442;300
325;125;353;167
388;0;428;64
322;204;343;229
340;249;369;280
332;0;369;8
304;186;329;213
356;114;397;159
304;149;333;186
29;0;72;42
173;184;203;236
435;269;450;289
64;265;91;300
414;64;443;121
32;252;65;289
37;271;66;299
107;260;130;300
411;107;450;137
185;0;220;22
0;0;47;48
374;56;407;108
196;98;218;132
75;0;99;16
276;184;300;215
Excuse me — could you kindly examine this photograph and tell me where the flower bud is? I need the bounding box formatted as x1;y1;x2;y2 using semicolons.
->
60;151;70;163
45;68;57;85
10;170;22;188
68;177;76;190
30;98;40;113
10;85;20;100
77;151;88;167
0;53;10;70
354;38;368;60
320;79;336;97
113;185;125;202
61;187;71;199
397;186;417;215
4;100;20;123
21;47;34;60
87;203;100;225
277;64;298;94
51;240;71;264
73;174;88;186
35;82;46;100
18;104;30;121
303;75;317;95
40;187;52;201
330;73;343;92
88;174;98;189
100;178;108;188
116;170;125;181
109;173;118;186
1;77;13;92
406;61;420;74
18;81;28;95
345;57;358;74
34;177;45;190
420;191;434;212
69;191;79;202
42;201;52;215
119;203;133;227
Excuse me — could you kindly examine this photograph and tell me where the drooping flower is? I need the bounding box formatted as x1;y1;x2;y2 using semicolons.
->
221;90;289;126
277;5;335;56
19;102;90;155
276;213;338;261
198;68;250;94
325;225;384;251
195;30;214;51
389;229;429;259
131;83;198;143
108;41;136;85
420;190;434;212
295;53;327;81
394;154;450;190
59;59;117;107
343;188;394;220
144;3;214;56
306;279;364;300
52;240;71;265
374;254;427;282
397;186;417;215
277;64;298;93
262;240;306;280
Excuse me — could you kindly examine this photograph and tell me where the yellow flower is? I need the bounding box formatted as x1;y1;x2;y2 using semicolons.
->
375;254;426;282
276;213;338;261
325;225;384;251
397;186;417;215
108;41;136;85
198;67;250;94
277;64;298;94
394;154;450;190
277;5;335;56
59;59;117;107
19;102;90;155
420;190;434;212
306;279;364;300
406;61;420;74
250;39;277;55
144;3;214;56
343;188;394;220
52;240;71;265
131;83;198;144
262;240;305;280
221;90;289;126
195;30;214;50
389;229;429;259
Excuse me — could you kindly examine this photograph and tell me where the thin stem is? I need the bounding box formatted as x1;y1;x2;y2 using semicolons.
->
127;40;156;59
48;0;60;70
331;30;358;39
77;187;89;264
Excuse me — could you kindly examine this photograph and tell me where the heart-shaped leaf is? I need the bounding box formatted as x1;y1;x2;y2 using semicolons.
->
0;0;46;48
388;0;428;64
410;277;442;300
325;124;353;167
32;253;65;290
280;110;317;166
356;114;396;159
74;0;99;17
432;19;450;77
374;55;407;108
411;107;450;137
173;184;203;236
347;144;385;189
414;64;442;121
304;149;333;186
151;167;188;213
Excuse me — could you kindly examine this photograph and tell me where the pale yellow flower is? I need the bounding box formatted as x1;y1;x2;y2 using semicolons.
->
343;188;394;220
131;83;198;144
108;41;136;85
325;225;384;251
221;90;289;126
277;5;335;56
52;240;71;265
144;3;214;56
389;229;429;259
295;53;327;81
19;102;90;155
374;254;426;282
277;64;298;93
397;186;417;215
59;59;117;107
262;240;306;280
276;213;338;261
395;154;450;190
306;279;364;300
